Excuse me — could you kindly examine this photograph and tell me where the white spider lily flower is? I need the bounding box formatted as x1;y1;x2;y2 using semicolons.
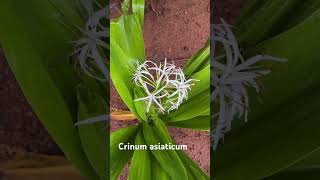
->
73;1;109;81
211;18;287;150
133;59;198;114
168;78;197;105
73;1;109;127
135;83;167;113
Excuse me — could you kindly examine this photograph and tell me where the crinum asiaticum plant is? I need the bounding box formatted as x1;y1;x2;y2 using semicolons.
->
110;0;210;179
211;18;286;149
212;0;320;179
74;0;110;126
73;1;110;179
0;0;109;179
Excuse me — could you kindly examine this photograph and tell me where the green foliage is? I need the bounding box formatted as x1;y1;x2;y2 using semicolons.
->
77;84;109;179
0;0;109;179
142;118;188;179
110;0;210;179
110;125;140;179
213;1;320;179
129;131;152;179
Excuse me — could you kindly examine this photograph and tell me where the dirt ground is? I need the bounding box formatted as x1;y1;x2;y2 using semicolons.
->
0;49;61;162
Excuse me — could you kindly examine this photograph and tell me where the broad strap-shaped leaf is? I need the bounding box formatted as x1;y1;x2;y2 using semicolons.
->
282;0;320;29
129;131;151;180
214;86;320;179
133;87;148;121
237;0;320;45
265;168;320;180
0;1;98;179
132;0;145;28
167;64;210;122
168;89;210;122
46;0;84;28
111;14;144;61
213;8;320;179
110;44;137;115
150;154;171;180
188;64;210;99
110;125;140;180
236;0;301;43
265;147;320;179
247;8;320;121
184;39;210;77
110;1;145;119
177;149;210;180
77;84;109;180
167;116;210;131
142;117;188;179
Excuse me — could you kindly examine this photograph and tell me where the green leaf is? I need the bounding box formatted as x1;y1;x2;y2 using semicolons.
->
167;64;210;122
177;150;209;180
188;64;210;99
77;84;109;180
110;5;145;118
129;131;151;180
265;147;320;179
213;86;320;179
110;45;137;114
237;0;320;44
142;118;188;179
168;89;210;122
150;155;171;180
111;15;144;61
236;0;266;24
134;87;148;121
132;0;145;28
46;0;84;28
184;40;210;77
237;0;301;43
167;116;210;131
0;1;98;179
213;8;320;180
265;166;320;180
110;125;140;180
283;0;320;29
248;8;320;121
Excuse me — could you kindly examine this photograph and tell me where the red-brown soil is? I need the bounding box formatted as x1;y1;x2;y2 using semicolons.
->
0;49;61;162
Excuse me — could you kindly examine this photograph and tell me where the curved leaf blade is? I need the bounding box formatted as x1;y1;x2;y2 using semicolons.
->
142;118;188;179
110;125;140;180
128;131;151;180
77;84;109;180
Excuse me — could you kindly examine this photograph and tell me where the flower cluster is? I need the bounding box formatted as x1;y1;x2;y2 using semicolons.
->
133;59;198;114
211;18;286;149
74;0;109;81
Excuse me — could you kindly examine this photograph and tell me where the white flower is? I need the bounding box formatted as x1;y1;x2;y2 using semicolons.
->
134;83;167;113
73;1;109;126
211;18;287;150
133;59;198;114
73;0;109;81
